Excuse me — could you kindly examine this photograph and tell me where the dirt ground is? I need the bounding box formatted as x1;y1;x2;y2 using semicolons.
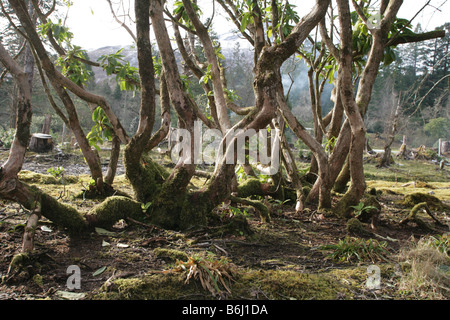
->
0;150;449;300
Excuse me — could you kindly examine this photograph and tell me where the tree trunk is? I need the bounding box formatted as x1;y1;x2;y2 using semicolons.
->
378;95;401;167
333;157;350;193
181;0;231;133
9;0;105;190
333;0;367;218
41;114;51;134
274;117;304;212
105;135;120;185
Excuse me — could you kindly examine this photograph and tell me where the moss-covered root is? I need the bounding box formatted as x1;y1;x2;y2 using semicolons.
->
333;191;358;219
402;193;448;211
148;191;211;231
399;202;443;231
124;152;169;203
39;193;88;233
236;177;296;202
230;195;270;223
85;196;143;229
399;202;430;230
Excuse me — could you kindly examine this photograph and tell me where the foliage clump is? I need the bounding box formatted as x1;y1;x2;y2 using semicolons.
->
319;236;390;263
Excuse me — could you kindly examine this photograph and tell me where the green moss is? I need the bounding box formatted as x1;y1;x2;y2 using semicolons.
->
148;167;211;231
32;274;44;287
233;270;353;299
401;202;434;231
230;195;270;223
19;170;78;185
153;248;188;263
302;185;311;198
94;269;354;300
7;252;30;274
123;150;168;203
237;178;296;203
333;191;359;219
358;195;381;223
179;192;211;229
237;178;265;198
221;214;254;236
346;218;372;237
94;273;201;300
86;196;143;229
402;193;447;210
39;192;88;233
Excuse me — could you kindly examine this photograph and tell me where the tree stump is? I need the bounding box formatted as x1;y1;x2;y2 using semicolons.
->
29;133;53;153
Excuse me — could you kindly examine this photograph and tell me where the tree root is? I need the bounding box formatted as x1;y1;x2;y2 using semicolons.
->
85;196;143;229
230;195;270;223
399;202;446;231
237;177;296;203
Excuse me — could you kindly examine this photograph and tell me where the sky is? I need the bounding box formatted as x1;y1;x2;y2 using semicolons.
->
64;0;450;50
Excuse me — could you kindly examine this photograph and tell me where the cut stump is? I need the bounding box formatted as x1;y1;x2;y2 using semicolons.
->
29;133;53;153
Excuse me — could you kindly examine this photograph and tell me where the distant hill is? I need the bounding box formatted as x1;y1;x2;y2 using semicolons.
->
87;45;138;84
86;34;252;85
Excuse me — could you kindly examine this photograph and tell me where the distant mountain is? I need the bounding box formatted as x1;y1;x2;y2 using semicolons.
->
87;45;138;84
86;35;252;85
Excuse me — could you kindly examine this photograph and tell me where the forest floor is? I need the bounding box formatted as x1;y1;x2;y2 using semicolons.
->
0;148;449;301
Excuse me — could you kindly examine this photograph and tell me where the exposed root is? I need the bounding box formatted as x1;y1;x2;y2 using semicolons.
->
399;202;446;231
230;195;270;223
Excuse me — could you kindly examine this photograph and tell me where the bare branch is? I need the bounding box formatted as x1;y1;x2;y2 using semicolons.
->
106;0;137;43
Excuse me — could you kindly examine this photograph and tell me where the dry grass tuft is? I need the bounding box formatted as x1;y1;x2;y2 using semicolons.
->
397;234;450;299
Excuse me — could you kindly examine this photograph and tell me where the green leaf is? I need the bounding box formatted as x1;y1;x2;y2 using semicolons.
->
95;227;117;236
92;106;100;122
241;12;250;32
93;266;107;276
56;291;86;300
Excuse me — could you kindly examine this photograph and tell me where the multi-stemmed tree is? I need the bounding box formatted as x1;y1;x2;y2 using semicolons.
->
0;0;445;253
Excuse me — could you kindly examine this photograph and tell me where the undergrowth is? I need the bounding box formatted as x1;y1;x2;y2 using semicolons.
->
319;236;390;263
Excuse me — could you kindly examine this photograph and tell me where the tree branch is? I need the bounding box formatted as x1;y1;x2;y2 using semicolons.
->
386;30;445;47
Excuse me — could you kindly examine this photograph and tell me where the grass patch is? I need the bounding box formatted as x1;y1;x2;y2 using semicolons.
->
318;236;390;263
364;160;449;183
366;181;450;202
